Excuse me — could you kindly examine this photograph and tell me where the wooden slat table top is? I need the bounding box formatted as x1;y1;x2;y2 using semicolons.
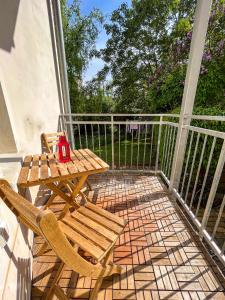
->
17;149;109;188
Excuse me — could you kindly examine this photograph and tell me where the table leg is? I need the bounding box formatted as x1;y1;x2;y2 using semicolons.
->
44;182;65;209
71;175;88;199
17;185;27;198
64;178;88;203
43;175;89;220
46;182;79;209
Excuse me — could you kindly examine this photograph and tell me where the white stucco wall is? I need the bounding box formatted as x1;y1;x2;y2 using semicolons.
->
0;0;61;154
0;0;63;299
0;162;36;300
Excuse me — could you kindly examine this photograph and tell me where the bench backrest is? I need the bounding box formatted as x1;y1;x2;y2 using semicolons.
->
0;180;44;234
0;179;71;257
41;131;67;153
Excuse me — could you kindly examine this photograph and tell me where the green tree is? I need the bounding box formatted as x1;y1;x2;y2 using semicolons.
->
99;0;196;112
99;0;225;114
61;0;225;114
60;0;103;112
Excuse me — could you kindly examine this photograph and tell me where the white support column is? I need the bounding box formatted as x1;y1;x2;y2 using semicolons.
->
111;116;115;170
169;0;212;191
53;0;75;149
155;116;162;173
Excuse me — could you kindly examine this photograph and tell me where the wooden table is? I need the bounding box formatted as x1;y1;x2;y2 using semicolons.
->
17;148;109;209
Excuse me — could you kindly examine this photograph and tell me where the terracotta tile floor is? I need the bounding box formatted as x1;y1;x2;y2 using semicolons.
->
32;174;225;299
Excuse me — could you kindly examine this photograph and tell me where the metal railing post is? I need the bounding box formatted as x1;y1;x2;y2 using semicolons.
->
58;114;64;131
111;115;115;170
200;139;225;238
69;114;75;149
155;116;162;173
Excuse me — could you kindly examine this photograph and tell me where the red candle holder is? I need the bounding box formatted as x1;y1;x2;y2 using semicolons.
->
57;135;71;163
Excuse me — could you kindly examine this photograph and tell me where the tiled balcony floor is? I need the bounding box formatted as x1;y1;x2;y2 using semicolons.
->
32;174;225;299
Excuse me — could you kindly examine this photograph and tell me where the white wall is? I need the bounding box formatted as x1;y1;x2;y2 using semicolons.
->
0;162;37;300
0;0;62;154
0;0;63;298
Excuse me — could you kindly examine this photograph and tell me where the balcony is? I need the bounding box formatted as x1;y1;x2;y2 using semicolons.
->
1;1;225;298
31;113;225;299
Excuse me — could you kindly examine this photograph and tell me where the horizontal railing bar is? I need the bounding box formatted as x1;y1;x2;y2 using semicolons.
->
60;113;180;117
62;113;225;121
64;121;162;125
190;115;225;121
160;170;170;186
164;122;179;127
109;169;160;174
184;125;225;139
63;120;179;126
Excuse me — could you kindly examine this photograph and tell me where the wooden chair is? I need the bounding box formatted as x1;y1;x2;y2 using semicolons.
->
0;179;127;300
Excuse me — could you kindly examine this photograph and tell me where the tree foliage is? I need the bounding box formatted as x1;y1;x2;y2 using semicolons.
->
98;0;225;113
60;0;104;112
62;0;225;115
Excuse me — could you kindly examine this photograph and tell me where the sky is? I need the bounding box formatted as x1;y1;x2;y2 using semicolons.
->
75;0;132;82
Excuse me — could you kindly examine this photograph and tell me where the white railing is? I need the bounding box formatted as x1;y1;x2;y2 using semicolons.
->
59;114;179;172
60;113;225;266
161;115;225;267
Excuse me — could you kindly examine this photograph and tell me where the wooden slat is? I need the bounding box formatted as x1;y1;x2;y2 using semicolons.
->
84;148;109;169
54;154;70;176
65;160;78;174
48;153;60;178
40;154;49;180
71;211;117;241
78;206;123;234
59;222;104;260
74;150;94;171
86;202;126;227
29;155;40;183
45;131;64;137
18;149;107;187
47;141;58;147
70;150;87;173
62;215;111;251
17;155;32;185
79;149;102;170
46;137;60;142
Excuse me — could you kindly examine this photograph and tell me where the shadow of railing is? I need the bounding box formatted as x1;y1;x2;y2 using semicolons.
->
16;258;31;300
